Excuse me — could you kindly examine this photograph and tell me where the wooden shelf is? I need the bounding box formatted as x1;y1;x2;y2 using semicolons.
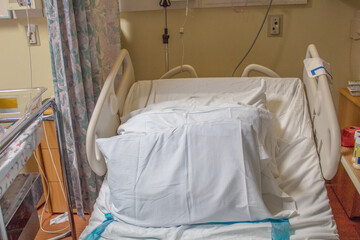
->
340;88;360;108
338;88;360;129
331;88;360;218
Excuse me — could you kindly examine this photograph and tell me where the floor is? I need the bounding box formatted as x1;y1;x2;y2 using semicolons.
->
326;185;360;240
34;186;360;240
35;209;90;240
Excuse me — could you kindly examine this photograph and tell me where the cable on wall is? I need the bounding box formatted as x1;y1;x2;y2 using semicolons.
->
231;0;273;77
160;0;171;72
179;0;189;71
25;1;33;88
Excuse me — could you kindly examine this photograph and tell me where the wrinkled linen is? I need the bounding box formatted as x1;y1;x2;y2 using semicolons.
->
97;103;297;227
122;78;267;118
80;77;338;240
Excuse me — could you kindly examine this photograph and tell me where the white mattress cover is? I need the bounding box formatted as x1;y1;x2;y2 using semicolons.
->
80;77;338;240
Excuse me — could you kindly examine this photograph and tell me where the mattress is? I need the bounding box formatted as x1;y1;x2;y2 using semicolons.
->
80;77;338;240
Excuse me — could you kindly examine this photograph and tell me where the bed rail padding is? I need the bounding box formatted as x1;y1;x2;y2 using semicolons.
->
86;49;135;176
303;44;341;180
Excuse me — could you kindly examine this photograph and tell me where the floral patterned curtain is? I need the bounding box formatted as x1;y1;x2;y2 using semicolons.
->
44;0;121;218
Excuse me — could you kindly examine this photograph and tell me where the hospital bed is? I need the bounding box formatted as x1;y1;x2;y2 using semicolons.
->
82;44;341;239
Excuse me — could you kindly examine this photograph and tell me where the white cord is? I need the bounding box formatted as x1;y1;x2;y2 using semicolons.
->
25;2;33;89
180;0;189;71
181;37;185;71
47;230;71;240
33;152;70;234
31;119;70;234
42;121;67;201
182;0;189;27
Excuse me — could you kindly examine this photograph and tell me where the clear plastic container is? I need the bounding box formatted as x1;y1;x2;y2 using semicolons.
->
0;87;47;147
353;136;360;169
0;173;43;239
352;130;360;163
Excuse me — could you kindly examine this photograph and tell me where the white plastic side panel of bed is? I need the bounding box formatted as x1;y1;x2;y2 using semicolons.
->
303;44;341;180
86;49;135;176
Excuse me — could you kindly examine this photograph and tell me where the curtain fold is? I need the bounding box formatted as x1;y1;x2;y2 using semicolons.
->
44;0;121;218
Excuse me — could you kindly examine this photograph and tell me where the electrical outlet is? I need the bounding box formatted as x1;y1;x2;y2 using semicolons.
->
25;24;39;45
268;15;282;37
29;32;36;44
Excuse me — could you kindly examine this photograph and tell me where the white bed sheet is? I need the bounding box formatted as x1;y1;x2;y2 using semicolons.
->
80;77;338;240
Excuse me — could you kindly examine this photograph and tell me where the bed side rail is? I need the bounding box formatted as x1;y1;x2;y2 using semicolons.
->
303;44;341;180
160;65;198;79
241;64;280;78
86;49;135;176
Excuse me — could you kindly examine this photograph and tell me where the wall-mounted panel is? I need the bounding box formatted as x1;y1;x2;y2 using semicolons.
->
119;0;307;12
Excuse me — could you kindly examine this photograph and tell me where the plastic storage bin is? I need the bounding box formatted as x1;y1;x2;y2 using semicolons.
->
0;173;43;240
0;88;46;148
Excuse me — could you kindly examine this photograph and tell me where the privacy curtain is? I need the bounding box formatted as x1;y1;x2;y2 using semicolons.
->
44;0;121;218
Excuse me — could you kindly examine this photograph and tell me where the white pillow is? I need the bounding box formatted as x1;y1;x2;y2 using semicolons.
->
97;105;297;227
99;119;269;227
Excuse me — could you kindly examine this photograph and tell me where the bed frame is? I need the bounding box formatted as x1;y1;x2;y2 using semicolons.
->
86;44;341;180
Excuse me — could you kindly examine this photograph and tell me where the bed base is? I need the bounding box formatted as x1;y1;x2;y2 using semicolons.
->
86;44;340;180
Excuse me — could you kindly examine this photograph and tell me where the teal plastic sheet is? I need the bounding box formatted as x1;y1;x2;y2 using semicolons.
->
84;213;114;240
271;219;293;240
84;214;292;240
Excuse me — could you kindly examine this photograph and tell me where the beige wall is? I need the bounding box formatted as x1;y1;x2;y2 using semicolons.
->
0;0;358;109
120;0;360;110
0;17;53;99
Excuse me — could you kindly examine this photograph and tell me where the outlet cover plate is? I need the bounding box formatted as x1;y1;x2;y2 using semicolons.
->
268;15;283;37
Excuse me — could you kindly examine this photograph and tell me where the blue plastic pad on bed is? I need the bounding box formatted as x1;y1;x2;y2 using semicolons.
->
84;215;292;240
271;219;292;240
204;219;292;240
84;213;114;240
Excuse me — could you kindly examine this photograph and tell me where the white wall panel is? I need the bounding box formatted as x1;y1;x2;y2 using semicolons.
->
119;0;307;12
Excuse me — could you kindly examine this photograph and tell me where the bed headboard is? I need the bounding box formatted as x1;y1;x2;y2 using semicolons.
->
302;44;341;180
86;49;135;176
